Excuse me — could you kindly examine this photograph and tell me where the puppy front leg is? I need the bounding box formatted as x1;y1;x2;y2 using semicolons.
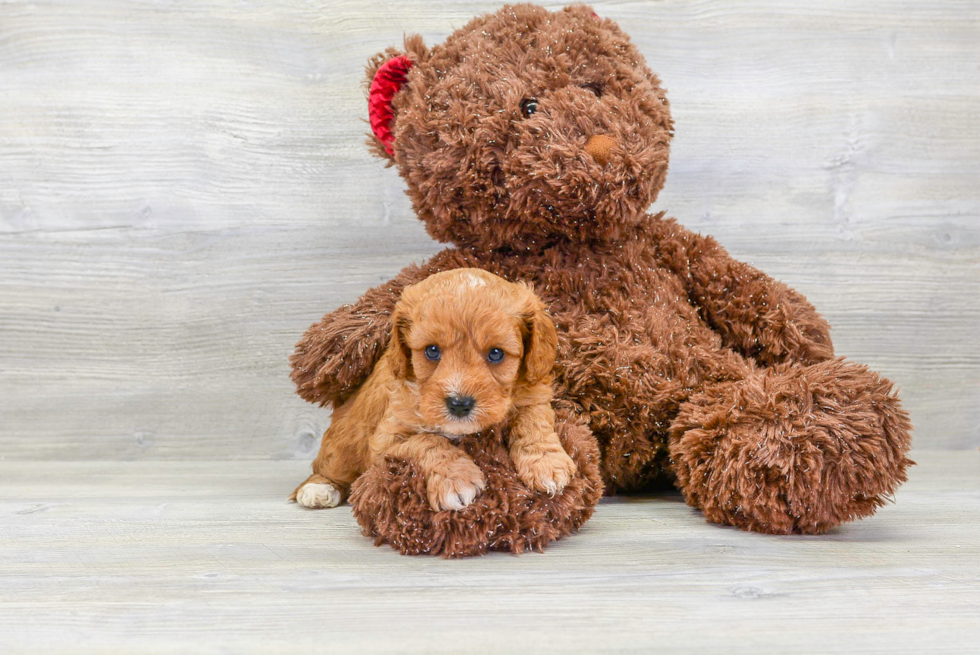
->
509;403;577;496
385;434;486;511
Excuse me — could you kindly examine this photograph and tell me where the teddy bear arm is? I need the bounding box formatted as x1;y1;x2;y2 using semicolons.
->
289;262;438;406
696;255;834;366
655;218;834;366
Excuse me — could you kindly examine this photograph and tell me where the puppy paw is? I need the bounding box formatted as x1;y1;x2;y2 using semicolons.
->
426;458;486;511
294;481;343;508
513;443;577;496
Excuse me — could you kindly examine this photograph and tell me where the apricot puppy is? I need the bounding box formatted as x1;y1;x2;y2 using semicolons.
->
291;268;576;512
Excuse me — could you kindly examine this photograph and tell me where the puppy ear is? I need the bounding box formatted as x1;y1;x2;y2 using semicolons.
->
365;35;427;162
388;307;415;380
520;292;558;385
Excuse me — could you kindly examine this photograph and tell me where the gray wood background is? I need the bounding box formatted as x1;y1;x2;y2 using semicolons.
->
2;453;978;653
1;0;977;460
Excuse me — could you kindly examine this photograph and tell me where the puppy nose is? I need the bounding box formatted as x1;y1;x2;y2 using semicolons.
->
585;134;616;166
445;395;476;418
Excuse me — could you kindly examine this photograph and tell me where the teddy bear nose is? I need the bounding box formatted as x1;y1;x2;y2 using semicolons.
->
585;134;616;166
445;395;476;418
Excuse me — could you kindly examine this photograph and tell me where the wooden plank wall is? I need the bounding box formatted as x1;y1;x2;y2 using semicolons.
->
1;0;977;459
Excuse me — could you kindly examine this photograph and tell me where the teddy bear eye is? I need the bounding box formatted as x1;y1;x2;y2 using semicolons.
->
487;348;505;364
520;98;539;118
424;345;441;361
582;83;602;97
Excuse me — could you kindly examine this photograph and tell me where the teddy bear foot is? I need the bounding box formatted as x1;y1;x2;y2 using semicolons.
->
347;408;603;557
668;358;913;535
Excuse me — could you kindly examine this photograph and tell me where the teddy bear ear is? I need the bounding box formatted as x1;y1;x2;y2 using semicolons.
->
365;37;427;161
367;54;412;158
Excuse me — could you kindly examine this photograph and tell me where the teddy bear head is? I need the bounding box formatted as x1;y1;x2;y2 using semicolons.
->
366;3;673;250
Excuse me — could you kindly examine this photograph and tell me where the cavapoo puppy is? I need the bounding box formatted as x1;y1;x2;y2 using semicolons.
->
291;268;576;512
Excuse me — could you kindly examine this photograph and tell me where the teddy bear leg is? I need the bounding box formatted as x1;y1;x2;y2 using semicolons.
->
668;358;913;534
348;405;604;557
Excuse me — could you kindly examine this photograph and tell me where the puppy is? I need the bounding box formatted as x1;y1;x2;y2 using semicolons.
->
291;268;577;511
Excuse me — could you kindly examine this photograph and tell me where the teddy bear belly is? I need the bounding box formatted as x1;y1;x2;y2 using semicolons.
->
551;297;746;492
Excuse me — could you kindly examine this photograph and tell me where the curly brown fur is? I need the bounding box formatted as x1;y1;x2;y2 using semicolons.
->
388;4;671;250
290;261;434;406
292;3;913;540
349;405;602;557
669;358;913;534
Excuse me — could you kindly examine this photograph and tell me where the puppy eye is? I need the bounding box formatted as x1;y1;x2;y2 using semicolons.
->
582;83;602;97
424;345;441;362
520;98;539;118
487;348;505;364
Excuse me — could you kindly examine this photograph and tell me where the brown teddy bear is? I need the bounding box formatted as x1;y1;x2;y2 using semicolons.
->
291;3;913;548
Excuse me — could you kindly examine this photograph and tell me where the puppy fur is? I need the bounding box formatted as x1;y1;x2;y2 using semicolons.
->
291;268;575;512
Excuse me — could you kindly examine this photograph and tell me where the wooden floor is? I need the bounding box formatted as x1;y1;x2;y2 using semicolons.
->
1;451;977;654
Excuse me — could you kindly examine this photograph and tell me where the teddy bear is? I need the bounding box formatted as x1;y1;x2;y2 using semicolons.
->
291;3;913;544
